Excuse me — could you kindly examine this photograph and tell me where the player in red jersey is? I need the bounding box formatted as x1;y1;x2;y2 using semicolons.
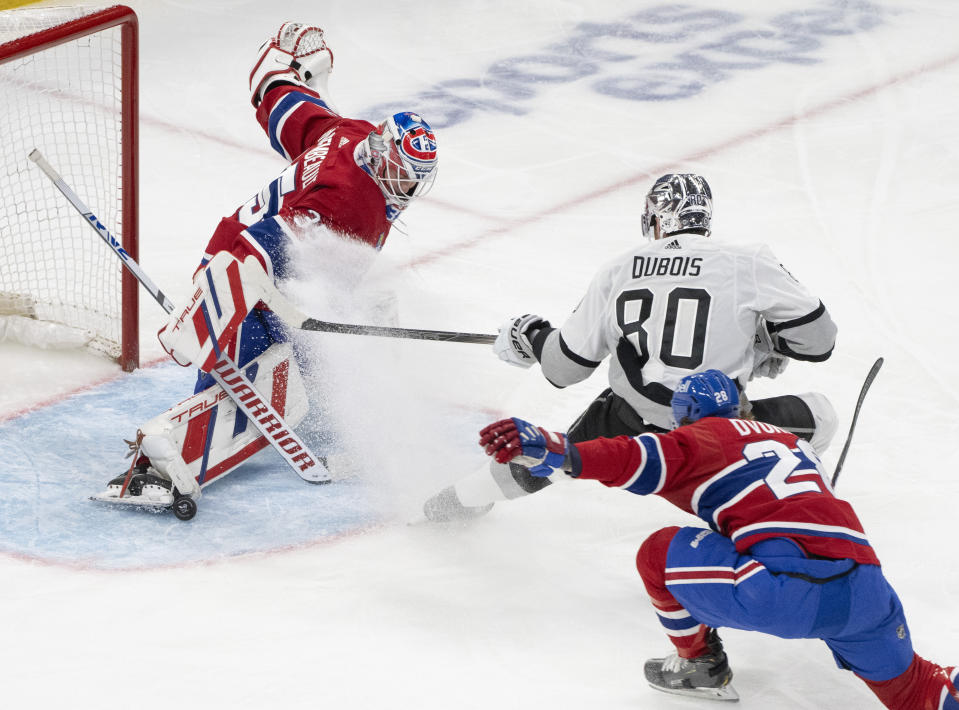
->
181;21;438;386
478;370;959;707
96;23;438;511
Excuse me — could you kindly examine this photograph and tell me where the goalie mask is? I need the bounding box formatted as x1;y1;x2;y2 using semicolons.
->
641;173;712;240
365;112;438;209
671;369;740;426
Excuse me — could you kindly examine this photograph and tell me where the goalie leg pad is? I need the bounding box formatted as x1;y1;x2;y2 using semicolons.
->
139;342;309;491
140;433;201;498
158;253;272;373
192;307;287;394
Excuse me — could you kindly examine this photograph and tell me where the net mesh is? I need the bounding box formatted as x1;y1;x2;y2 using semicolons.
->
0;5;127;358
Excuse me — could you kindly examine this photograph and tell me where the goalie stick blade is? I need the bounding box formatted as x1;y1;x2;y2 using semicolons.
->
831;356;884;487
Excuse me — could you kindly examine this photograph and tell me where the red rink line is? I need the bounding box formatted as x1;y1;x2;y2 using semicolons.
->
5;49;958;424
139;119;498;223
406;48;959;269
0;519;389;574
0;354;168;425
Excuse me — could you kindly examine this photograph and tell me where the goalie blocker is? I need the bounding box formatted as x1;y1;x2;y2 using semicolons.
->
93;341;309;512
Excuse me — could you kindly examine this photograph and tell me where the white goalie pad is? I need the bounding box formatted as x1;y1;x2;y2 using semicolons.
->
157;253;273;373
140;341;309;489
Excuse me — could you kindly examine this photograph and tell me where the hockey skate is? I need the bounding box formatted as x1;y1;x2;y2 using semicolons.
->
420;485;494;524
91;462;198;521
644;630;740;701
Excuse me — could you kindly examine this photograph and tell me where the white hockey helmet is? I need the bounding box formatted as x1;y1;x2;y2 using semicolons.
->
641;173;712;240
366;112;438;208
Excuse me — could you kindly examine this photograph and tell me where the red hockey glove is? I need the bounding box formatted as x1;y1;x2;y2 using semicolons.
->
479;417;569;477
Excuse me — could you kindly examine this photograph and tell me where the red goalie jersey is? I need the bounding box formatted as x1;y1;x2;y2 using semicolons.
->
201;85;396;281
574;417;881;566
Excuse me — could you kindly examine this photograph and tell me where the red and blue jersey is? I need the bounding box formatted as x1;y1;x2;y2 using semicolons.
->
574;417;880;565
199;84;394;282
187;84;397;392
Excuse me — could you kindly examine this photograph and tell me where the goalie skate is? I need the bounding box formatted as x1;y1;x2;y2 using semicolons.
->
92;342;310;521
91;465;198;521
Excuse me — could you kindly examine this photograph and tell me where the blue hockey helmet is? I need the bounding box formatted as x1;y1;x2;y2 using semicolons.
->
671;369;740;425
368;111;438;208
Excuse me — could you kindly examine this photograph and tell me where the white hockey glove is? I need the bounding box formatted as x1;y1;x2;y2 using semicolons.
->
158;253;272;373
249;22;334;107
751;319;789;380
493;314;547;369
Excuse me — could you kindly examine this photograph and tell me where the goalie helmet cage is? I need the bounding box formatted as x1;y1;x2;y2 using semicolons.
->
0;4;139;371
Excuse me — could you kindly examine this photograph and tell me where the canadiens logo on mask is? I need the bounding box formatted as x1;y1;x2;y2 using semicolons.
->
400;123;437;165
369;111;438;207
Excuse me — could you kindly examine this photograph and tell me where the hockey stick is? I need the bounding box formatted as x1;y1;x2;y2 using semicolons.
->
203;264;497;344
28;149;330;484
830;356;884;488
297;319;496;344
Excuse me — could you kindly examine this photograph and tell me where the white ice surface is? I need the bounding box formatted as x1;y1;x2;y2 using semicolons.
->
2;0;959;708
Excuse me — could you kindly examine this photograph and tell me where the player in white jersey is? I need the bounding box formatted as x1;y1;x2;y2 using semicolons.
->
423;174;839;522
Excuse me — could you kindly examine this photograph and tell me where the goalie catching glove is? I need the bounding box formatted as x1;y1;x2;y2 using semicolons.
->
493;314;548;368
479;418;573;478
158;252;273;373
249;22;334;107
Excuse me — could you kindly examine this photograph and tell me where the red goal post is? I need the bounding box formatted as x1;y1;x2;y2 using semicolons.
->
0;5;139;371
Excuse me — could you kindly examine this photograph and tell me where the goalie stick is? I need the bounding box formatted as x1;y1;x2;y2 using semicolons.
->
831;356;884;488
28;149;330;485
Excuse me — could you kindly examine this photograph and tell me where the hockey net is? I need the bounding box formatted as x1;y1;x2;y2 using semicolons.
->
0;4;139;370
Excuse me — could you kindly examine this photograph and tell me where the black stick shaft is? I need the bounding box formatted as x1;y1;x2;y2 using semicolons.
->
300;318;496;344
831;357;884;487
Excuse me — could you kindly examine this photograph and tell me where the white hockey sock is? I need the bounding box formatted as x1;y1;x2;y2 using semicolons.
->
797;391;839;453
453;462;510;507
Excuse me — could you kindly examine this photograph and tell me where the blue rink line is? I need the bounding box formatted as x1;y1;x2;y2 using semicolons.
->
0;363;380;570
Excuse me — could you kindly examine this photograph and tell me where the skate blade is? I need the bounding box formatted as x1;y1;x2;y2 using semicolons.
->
650;682;740;702
301;470;333;484
89;494;172;511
